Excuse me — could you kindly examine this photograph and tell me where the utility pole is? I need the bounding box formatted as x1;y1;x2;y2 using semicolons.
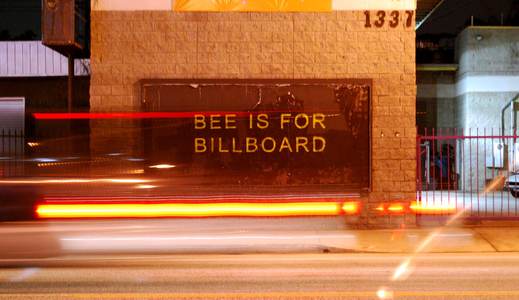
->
67;54;74;113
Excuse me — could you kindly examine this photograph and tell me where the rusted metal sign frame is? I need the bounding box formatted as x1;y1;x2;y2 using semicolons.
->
140;78;372;192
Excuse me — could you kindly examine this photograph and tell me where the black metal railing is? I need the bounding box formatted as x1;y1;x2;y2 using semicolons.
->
0;128;25;177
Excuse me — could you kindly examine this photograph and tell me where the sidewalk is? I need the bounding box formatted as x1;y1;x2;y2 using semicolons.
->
320;227;518;253
3;220;519;259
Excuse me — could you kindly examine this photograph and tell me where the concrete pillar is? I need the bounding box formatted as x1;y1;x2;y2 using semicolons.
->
455;27;519;192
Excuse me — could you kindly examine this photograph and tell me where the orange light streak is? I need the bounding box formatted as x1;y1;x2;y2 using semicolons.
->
410;201;456;214
342;202;360;215
387;204;405;213
374;203;407;214
36;201;360;219
375;205;385;212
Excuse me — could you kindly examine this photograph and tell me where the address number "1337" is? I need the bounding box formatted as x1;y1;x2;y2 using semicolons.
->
364;11;414;28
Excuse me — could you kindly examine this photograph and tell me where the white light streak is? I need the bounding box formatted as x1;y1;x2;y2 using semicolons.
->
135;185;158;189
10;268;39;283
376;287;394;299
149;164;176;169
32;158;58;163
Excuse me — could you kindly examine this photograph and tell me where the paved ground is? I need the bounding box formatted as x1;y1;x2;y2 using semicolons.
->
4;219;519;259
2;217;519;299
1;253;519;299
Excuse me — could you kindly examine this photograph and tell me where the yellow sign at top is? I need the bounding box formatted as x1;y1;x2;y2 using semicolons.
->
174;0;332;12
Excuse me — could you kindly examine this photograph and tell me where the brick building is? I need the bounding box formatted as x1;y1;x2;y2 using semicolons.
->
87;0;417;227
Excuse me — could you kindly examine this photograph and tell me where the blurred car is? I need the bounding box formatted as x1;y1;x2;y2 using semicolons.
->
505;174;519;198
0;184;40;221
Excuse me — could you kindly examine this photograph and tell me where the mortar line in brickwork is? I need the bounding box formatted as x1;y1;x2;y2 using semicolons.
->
196;20;199;77
292;14;295;79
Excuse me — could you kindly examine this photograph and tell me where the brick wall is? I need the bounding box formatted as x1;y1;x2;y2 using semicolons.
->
90;11;416;227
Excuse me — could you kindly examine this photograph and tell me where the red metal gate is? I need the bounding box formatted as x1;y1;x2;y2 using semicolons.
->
417;128;519;219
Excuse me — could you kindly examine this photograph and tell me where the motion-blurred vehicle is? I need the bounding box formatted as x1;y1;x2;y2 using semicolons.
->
505;174;519;198
0;184;40;221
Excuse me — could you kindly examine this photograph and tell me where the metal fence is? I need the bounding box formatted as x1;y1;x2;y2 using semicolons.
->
0;128;25;177
417;128;519;219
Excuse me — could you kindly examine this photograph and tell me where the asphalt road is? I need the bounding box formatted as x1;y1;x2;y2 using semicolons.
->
1;253;519;299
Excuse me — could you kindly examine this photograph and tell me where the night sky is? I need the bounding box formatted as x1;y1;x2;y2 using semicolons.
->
418;0;519;37
0;0;41;40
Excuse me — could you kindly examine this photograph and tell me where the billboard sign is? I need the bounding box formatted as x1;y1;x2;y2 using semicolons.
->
141;79;371;191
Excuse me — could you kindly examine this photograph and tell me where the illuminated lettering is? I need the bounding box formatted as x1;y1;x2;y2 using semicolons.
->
194;113;329;154
296;137;310;152
218;138;229;152
210;114;222;129
232;138;242;153
294;114;310;129
246;137;258;153
194;115;206;129
313;113;326;129
280;114;291;129
257;114;269;129
210;137;215;152
194;138;207;153
261;137;276;153
225;114;237;129
313;136;326;152
195;136;327;153
279;137;293;152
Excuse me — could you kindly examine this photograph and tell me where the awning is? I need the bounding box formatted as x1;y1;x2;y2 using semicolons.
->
92;0;417;11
